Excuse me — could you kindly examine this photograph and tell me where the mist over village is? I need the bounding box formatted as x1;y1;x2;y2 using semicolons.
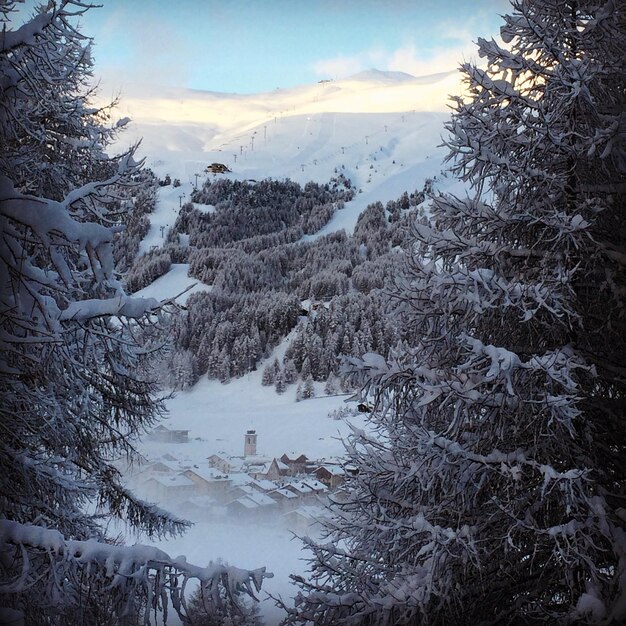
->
1;1;624;625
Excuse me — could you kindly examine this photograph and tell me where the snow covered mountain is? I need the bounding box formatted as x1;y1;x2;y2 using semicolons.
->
114;67;462;194
116;69;467;622
116;67;465;259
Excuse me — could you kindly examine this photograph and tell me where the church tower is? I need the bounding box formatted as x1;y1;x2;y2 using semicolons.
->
244;430;257;457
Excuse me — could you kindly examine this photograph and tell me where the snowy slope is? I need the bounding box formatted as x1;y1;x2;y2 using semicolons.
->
113;69;461;202
118;70;466;623
123;68;466;301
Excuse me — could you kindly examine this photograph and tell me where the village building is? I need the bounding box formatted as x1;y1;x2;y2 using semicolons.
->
142;474;196;503
283;504;326;533
268;487;299;511
251;458;289;481
142;460;179;474
249;478;281;494
148;425;189;444
225;491;277;518
182;466;232;501
228;483;257;500
179;495;219;521
279;452;309;476
301;479;328;496
314;464;346;489
283;481;316;499
207;453;238;474
206;162;231;174
244;430;258;457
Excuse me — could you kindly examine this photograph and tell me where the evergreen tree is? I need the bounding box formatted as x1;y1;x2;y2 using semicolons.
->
288;1;626;624
295;381;304;402
301;375;315;401
0;2;267;621
186;572;261;625
323;374;338;396
261;363;275;386
274;370;286;394
283;359;298;384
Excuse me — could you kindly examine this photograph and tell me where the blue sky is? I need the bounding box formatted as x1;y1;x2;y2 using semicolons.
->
80;0;511;94
26;0;510;95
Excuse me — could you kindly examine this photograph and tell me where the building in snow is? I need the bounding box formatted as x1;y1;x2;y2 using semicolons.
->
244;430;257;457
314;464;346;489
182;466;232;501
142;474;196;503
148;425;189;444
280;452;309;475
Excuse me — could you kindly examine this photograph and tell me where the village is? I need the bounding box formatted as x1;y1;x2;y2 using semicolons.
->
125;427;356;533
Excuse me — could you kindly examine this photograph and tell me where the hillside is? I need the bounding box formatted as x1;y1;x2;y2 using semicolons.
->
117;68;465;623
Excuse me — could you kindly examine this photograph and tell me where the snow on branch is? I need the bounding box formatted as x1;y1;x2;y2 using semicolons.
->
59;295;160;321
0;519;272;624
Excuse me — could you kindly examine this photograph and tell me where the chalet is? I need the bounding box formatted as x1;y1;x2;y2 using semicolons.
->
148;425;189;444
226;492;277;517
207;453;237;474
179;495;218;521
142;460;179;474
228;483;257;500
206;162;231;174
280;453;309;476
251;458;289;481
315;465;346;489
284;480;321;499
249;478;280;494
300;479;328;496
183;466;232;501
268;487;299;511
142;474;195;503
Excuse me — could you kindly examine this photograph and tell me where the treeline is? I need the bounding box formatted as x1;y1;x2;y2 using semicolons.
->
146;176;432;390
112;168;159;272
182;177;353;247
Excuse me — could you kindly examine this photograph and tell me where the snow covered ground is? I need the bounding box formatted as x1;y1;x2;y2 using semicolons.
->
133;342;365;625
113;69;463;217
119;68;465;624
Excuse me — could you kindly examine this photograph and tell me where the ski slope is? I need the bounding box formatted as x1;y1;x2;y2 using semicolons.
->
118;68;468;624
114;68;462;202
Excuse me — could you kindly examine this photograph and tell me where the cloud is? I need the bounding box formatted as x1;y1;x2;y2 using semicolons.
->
312;42;478;81
312;49;387;79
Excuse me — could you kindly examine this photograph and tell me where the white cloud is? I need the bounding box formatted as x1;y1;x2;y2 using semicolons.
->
312;49;387;80
312;41;479;81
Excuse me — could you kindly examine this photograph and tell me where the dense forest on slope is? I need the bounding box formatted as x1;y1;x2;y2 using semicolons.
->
125;175;434;390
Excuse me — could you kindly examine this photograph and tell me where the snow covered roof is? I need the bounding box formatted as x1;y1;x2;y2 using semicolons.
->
185;466;231;482
301;479;328;492
228;492;277;509
315;464;346;476
141;460;179;474
229;497;259;510
246;492;277;507
233;484;256;496
147;474;195;488
153;424;189;434
284;481;313;495
250;478;280;492
273;488;298;499
282;452;309;462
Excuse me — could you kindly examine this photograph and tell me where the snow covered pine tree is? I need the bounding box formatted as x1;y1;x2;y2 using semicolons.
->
0;2;267;623
288;1;625;624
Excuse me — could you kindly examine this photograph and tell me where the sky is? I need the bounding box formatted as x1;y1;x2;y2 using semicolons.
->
67;0;511;96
